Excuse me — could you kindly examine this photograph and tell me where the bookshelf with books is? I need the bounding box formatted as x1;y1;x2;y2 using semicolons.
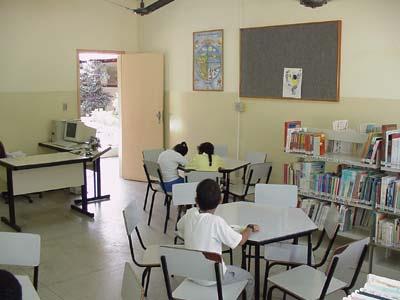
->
283;121;400;270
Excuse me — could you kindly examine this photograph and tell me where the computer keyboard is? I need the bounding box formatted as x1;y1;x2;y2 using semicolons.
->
53;141;79;148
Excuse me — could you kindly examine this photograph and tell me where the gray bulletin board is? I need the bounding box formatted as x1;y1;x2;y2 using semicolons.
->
240;21;341;101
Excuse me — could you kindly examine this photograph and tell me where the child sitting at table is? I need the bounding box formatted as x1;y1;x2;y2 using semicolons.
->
177;179;258;299
187;142;224;171
158;142;188;192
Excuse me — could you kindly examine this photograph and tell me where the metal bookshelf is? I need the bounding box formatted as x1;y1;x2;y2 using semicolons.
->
284;126;398;272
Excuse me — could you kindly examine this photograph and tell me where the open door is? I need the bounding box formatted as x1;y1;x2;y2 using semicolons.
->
119;53;164;181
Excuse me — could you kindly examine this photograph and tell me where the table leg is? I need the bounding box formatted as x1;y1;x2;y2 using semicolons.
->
71;162;94;218
223;173;230;203
93;159;97;198
307;233;312;265
1;168;21;232
74;158;110;204
241;244;247;270
255;244;260;299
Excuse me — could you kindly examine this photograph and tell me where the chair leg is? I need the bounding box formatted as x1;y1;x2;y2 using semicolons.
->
164;197;171;234
241;245;247;270
147;191;156;226
229;248;233;265
144;267;152;297
267;285;279;300
143;183;150;211
263;261;270;300
141;267;149;288
247;245;252;272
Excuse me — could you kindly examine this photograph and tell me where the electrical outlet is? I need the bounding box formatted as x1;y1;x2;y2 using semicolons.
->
234;101;245;112
62;103;68;111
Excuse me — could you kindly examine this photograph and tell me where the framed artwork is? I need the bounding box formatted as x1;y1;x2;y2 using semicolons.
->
193;29;223;91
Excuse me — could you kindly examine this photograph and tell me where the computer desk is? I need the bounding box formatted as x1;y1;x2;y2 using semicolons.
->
38;142;111;203
0;152;93;232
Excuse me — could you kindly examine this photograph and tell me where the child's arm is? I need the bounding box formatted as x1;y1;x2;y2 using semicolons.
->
239;224;259;245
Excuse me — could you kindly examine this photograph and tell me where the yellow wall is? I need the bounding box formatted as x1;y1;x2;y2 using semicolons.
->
0;0;139;154
140;0;400;183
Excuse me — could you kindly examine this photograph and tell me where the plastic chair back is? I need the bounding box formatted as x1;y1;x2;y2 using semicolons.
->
245;152;267;164
214;145;228;158
255;184;297;208
160;245;221;282
172;182;197;206
123;201;141;236
142;149;164;162
0;232;40;267
185;171;221;183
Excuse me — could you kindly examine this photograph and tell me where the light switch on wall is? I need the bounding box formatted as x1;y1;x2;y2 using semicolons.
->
62;103;68;111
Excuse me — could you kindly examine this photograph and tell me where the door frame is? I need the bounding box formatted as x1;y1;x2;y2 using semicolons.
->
76;49;125;118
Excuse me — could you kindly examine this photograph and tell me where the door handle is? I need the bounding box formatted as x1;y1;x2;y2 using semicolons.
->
156;111;162;124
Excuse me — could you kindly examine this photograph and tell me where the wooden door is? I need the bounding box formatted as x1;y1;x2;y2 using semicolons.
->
119;53;164;181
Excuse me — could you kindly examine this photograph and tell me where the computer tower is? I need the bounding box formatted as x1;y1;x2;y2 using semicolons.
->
51;120;66;142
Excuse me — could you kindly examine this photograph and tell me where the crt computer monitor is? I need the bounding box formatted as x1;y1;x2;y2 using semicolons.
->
63;120;97;143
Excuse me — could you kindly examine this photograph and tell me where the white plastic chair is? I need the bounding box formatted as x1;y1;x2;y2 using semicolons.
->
121;262;144;300
122;202;160;297
0;232;41;290
263;206;340;297
185;171;221;183
228;162;272;201
214;144;228;158
266;238;370;300
255;184;298;208
142;148;164;162
245;152;267;164
160;245;247;300
143;160;172;233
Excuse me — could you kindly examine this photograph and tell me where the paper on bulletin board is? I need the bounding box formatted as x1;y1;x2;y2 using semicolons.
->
283;68;302;99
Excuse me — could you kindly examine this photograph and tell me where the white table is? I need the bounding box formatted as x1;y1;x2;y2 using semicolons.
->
215;202;318;299
15;275;40;300
0;152;92;232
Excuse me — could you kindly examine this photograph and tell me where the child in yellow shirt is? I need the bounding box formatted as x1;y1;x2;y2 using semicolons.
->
187;142;224;171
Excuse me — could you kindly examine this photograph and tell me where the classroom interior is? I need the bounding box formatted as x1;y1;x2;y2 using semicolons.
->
1;0;400;299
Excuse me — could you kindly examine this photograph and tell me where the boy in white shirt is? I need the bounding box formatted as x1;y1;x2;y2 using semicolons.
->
177;179;257;299
157;142;188;192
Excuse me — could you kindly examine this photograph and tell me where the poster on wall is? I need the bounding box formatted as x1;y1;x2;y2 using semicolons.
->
282;67;303;99
193;29;223;91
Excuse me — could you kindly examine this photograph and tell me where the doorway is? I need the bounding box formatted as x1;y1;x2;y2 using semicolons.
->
77;50;123;157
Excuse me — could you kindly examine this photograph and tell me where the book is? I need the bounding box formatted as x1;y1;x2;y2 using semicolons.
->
284;121;301;149
381;124;397;162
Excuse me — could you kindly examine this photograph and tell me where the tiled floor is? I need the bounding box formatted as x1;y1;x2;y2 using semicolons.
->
0;157;399;300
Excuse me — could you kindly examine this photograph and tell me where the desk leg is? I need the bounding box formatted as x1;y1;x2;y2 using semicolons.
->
1;168;21;232
71;162;94;218
254;244;260;299
74;158;110;204
307;233;312;265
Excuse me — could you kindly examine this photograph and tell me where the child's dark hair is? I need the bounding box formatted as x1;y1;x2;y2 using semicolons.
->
198;142;214;166
0;270;22;300
196;179;221;211
173;142;188;156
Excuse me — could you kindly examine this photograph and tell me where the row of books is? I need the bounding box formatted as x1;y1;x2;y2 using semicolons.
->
284;128;326;156
344;274;400;300
300;199;371;232
376;215;400;248
379;176;400;212
285;162;383;206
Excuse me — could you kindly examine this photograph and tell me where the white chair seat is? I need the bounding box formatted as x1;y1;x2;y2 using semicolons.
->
228;183;255;197
142;245;160;266
15;275;40;300
173;278;247;300
268;265;347;300
264;242;315;265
